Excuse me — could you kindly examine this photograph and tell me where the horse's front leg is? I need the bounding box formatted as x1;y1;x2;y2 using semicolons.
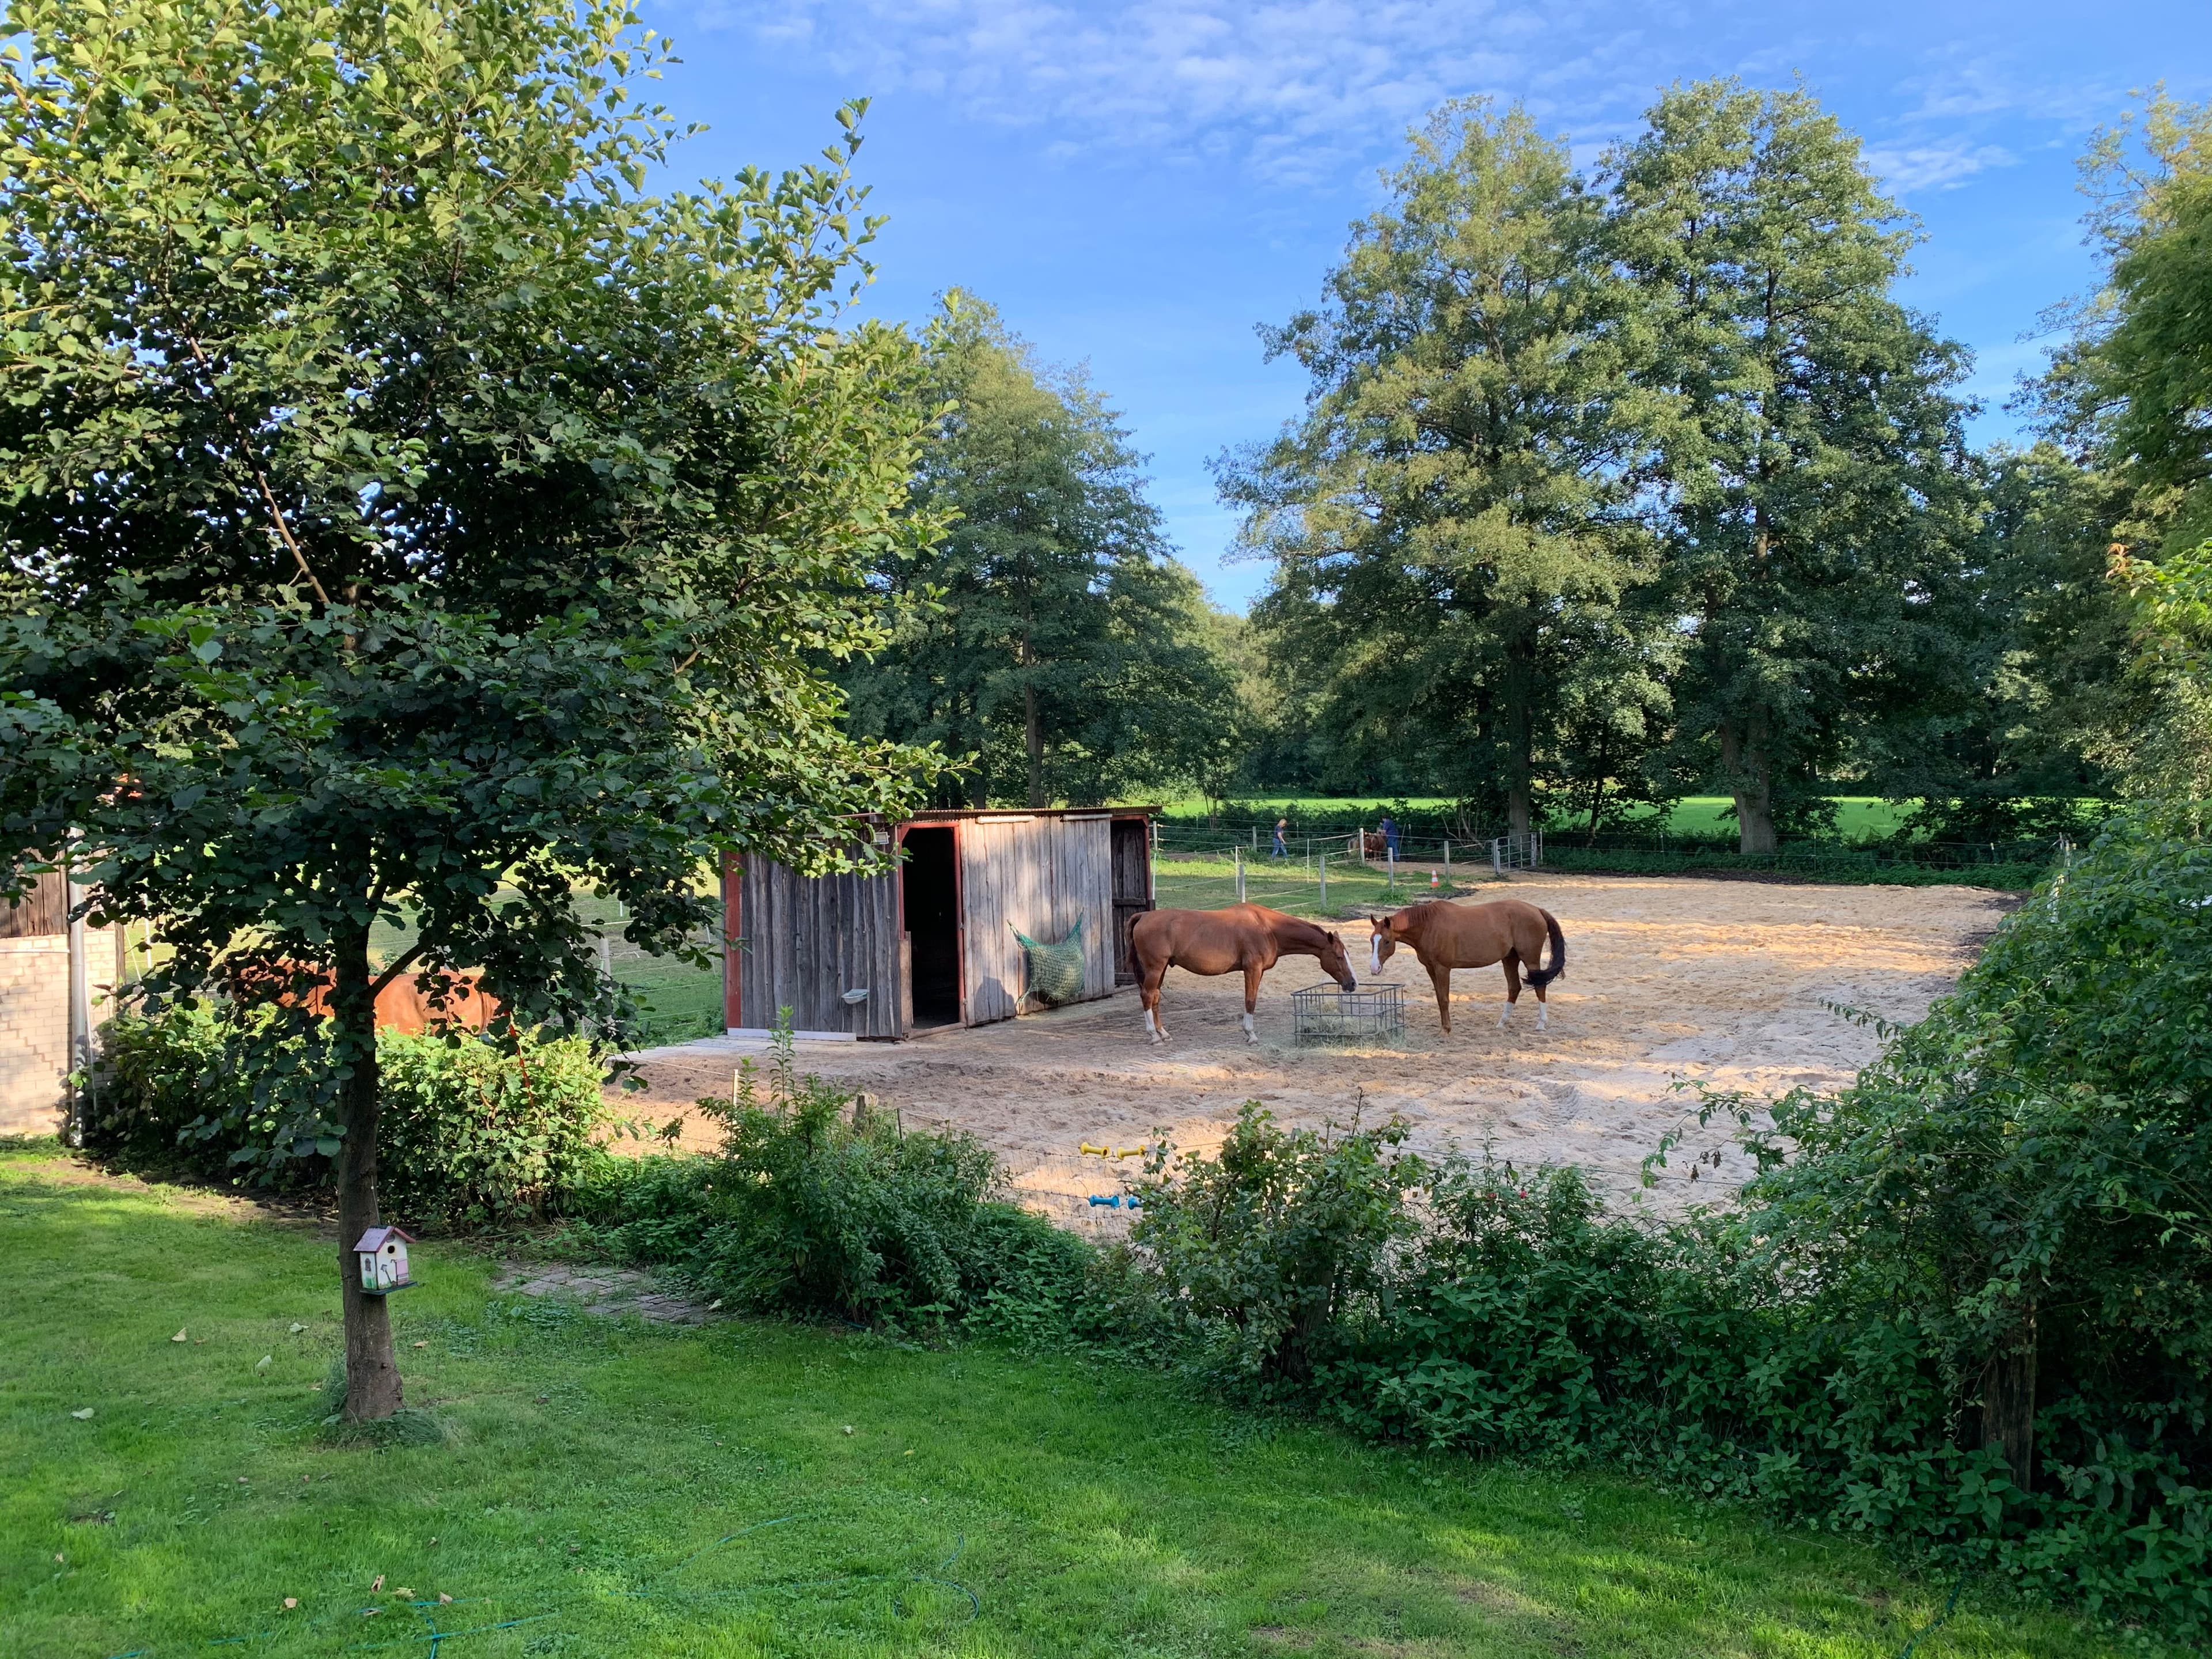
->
1498;956;1523;1028
1241;963;1263;1044
1429;961;1454;1033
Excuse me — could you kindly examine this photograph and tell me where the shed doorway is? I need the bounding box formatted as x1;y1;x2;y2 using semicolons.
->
902;827;960;1029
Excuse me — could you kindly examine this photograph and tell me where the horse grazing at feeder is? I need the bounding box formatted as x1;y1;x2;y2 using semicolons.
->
1128;904;1357;1046
227;957;503;1035
1369;899;1566;1032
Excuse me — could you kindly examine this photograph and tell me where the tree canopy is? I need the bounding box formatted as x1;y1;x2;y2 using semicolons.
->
0;0;938;1416
1221;101;1671;839
844;293;1241;808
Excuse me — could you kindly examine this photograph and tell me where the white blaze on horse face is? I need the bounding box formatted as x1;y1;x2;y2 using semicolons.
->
1368;932;1381;976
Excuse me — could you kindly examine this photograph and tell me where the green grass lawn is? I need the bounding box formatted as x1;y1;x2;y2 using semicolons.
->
0;1145;2156;1659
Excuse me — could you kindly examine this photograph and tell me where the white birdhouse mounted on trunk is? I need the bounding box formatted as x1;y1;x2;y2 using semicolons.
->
353;1226;416;1296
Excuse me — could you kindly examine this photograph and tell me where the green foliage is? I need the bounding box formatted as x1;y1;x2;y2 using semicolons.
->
844;291;1240;808
0;0;938;1248
89;1007;609;1227
1224;101;1672;836
1131;1104;1425;1388
579;1034;1089;1330
1126;809;2212;1634
9;1147;2145;1659
1610;81;1982;853
2104;540;2212;798
2039;93;2212;558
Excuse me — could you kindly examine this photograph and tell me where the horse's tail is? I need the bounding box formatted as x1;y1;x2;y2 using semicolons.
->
1124;906;1154;970
1524;908;1567;987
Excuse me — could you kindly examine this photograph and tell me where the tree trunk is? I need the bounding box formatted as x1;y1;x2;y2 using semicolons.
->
1719;714;1778;854
1982;1308;2039;1493
1583;731;1611;847
332;919;402;1422
1022;660;1044;810
1505;635;1535;843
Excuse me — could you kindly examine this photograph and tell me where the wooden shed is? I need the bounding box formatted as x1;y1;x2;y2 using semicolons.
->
721;807;1156;1040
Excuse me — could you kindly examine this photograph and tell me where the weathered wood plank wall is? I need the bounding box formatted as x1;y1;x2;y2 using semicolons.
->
959;815;1114;1025
733;857;902;1038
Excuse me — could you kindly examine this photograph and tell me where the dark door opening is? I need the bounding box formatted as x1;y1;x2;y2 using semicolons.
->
1111;817;1154;986
902;827;960;1028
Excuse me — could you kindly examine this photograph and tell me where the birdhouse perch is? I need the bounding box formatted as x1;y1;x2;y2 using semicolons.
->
353;1226;416;1296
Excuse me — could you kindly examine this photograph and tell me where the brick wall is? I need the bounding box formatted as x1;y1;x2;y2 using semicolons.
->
0;930;121;1138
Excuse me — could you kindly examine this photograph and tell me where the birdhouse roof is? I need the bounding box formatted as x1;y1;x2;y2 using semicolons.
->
352;1226;415;1252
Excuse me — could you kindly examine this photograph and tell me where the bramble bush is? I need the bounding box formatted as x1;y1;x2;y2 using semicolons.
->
576;1029;1097;1332
89;1006;609;1226
1124;805;2212;1636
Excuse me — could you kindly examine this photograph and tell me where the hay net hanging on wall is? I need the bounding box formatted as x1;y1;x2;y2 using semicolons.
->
1011;916;1086;1007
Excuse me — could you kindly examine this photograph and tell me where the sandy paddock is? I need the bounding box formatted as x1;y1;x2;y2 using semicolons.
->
609;873;2012;1229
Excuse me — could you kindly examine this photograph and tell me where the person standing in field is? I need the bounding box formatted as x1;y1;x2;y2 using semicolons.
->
1378;813;1400;861
1272;817;1289;858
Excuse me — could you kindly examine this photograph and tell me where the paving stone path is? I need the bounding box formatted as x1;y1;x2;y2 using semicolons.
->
493;1261;715;1325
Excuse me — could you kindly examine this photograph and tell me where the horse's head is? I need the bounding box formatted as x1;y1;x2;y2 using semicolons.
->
1317;927;1357;990
1369;911;1403;977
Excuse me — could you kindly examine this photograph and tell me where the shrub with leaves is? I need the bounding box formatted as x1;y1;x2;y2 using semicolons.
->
1129;1103;1424;1388
579;1031;1091;1331
1127;808;2212;1634
89;1006;609;1226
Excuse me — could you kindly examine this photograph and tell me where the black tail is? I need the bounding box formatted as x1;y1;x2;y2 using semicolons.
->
1524;908;1567;987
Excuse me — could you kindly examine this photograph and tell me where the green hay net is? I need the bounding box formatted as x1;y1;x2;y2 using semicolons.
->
1011;916;1087;1007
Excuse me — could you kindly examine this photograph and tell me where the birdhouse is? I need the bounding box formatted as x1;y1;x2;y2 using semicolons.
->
353;1226;416;1296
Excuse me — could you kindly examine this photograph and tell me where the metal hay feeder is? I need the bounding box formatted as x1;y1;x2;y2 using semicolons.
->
1290;983;1406;1047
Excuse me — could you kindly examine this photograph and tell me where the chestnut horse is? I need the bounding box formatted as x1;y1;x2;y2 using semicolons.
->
1130;904;1356;1045
1369;899;1566;1032
228;957;502;1035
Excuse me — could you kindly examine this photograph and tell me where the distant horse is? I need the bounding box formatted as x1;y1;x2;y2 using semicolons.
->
1356;831;1388;861
1369;899;1565;1032
1129;904;1357;1045
228;957;502;1035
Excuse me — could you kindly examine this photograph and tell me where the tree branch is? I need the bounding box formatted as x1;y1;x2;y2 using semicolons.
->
177;328;333;608
368;941;428;1002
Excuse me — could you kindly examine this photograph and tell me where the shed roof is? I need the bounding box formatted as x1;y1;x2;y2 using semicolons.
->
892;806;1157;825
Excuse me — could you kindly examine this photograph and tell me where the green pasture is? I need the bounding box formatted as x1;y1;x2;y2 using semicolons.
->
0;1145;2152;1659
1151;851;1484;920
369;890;726;1052
1154;794;1921;840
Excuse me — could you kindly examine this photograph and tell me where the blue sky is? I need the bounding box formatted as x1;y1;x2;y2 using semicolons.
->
636;0;2212;611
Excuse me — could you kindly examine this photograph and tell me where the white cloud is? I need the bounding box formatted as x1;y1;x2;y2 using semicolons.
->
1863;138;2016;194
692;0;1697;182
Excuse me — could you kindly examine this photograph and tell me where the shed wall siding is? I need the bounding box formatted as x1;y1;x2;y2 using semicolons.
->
959;817;1114;1025
733;858;902;1038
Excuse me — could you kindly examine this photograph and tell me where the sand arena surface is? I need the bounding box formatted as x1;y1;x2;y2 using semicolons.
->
608;873;2013;1228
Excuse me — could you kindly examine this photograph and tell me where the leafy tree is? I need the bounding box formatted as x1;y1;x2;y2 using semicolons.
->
1608;81;1981;851
1876;446;2131;840
1224;101;1670;840
0;0;935;1418
845;294;1239;808
2038;93;2212;558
